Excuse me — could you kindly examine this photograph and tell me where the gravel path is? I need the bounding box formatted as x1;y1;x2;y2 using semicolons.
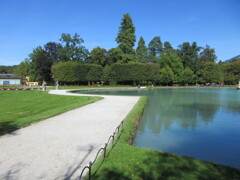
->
0;89;139;180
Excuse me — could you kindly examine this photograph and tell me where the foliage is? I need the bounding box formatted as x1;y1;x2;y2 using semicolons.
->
52;61;79;83
108;47;123;64
158;52;184;83
17;13;240;85
101;65;112;83
58;33;89;62
148;36;163;62
159;66;174;85
181;67;196;84
85;64;103;82
163;41;173;53
136;37;148;63
0;91;101;135
0;65;18;74
178;42;201;72
197;62;223;83
14;58;31;78
51;62;102;84
44;42;62;62
116;13;136;62
199;45;217;62
221;59;240;84
109;62;160;85
89;47;109;67
28;46;51;82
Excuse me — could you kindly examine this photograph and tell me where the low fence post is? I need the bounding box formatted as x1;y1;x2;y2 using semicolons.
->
104;143;107;159
79;120;125;180
112;133;115;147
89;161;92;180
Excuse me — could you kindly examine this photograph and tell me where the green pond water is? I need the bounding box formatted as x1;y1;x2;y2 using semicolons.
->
77;88;240;169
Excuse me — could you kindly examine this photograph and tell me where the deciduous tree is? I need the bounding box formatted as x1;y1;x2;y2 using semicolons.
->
58;33;89;62
181;67;195;85
14;58;31;78
199;45;217;62
159;66;174;85
89;47;109;67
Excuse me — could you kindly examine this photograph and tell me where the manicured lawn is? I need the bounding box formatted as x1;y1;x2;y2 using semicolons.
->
47;85;134;90
91;97;240;180
0;91;102;135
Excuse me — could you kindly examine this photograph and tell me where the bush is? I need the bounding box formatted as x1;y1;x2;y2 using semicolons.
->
109;62;160;85
51;62;102;84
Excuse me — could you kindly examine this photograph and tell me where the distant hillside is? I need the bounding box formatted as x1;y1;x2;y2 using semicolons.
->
0;65;18;74
225;55;240;62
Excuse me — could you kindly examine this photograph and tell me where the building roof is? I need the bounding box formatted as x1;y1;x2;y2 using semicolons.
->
0;74;21;79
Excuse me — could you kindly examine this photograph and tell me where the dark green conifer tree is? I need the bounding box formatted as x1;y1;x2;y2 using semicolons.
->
136;37;148;63
148;36;163;57
116;13;136;63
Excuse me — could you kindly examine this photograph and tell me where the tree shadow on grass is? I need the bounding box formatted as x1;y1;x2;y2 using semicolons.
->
94;150;240;180
0;121;19;136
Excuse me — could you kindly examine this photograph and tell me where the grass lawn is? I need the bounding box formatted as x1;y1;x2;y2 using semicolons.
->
91;97;240;180
0;90;102;135
47;85;134;90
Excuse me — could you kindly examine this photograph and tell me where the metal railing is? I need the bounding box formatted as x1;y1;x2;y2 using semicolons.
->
79;120;124;180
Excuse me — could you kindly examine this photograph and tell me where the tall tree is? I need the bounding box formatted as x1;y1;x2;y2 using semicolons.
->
115;13;136;63
44;42;62;62
14;58;31;78
58;33;89;62
181;67;195;85
199;45;217;62
221;59;240;84
136;37;148;63
148;36;163;57
197;62;223;83
108;47;123;64
89;47;109;67
29;46;52;82
158;52;184;83
163;41;173;53
178;41;201;72
159;66;174;85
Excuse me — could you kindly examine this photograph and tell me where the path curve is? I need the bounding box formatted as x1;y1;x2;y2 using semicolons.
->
0;89;139;180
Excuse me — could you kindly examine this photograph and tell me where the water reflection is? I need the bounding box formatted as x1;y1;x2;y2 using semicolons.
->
78;88;240;168
135;88;240;169
138;88;222;135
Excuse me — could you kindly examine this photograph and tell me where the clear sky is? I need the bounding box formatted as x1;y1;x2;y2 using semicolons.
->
0;0;239;65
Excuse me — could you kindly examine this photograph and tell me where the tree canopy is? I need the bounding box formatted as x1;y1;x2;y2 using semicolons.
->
14;13;238;86
116;13;136;63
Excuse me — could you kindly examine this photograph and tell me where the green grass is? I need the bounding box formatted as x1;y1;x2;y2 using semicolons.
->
0;91;102;135
47;85;134;90
91;97;240;180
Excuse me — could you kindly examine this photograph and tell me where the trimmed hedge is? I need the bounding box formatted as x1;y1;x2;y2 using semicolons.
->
52;62;160;85
51;62;103;84
109;62;160;85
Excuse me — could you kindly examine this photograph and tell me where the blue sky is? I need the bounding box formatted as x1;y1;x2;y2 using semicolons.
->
0;0;239;65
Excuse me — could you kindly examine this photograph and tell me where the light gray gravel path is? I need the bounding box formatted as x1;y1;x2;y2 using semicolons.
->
0;89;139;180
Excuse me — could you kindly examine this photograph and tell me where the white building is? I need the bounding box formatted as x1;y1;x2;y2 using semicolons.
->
0;74;21;85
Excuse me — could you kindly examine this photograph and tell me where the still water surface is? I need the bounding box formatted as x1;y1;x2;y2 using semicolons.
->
79;88;240;169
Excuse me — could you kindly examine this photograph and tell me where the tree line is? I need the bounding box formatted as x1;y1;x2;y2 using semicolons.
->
14;13;240;85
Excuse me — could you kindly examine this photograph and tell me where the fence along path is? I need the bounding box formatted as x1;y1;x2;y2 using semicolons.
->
0;90;139;180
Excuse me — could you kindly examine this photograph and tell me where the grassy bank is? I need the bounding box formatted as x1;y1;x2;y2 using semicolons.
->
92;97;240;180
0;91;102;135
